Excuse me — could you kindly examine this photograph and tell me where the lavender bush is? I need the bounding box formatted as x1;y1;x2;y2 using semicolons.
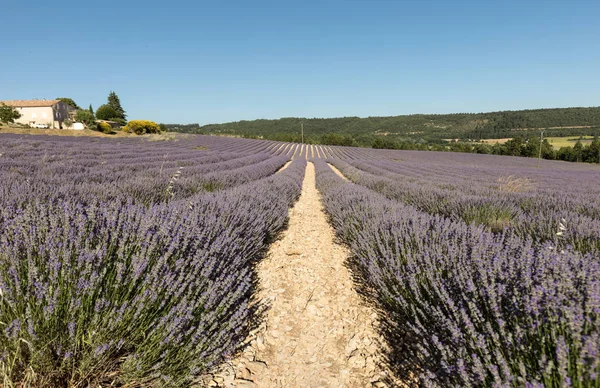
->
0;134;304;387
313;157;600;386
326;155;600;255
0;135;291;207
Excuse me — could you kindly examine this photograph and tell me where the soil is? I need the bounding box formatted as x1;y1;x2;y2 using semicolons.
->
328;164;349;182
205;162;391;387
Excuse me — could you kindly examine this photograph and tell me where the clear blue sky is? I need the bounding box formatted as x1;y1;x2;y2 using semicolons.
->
2;0;599;124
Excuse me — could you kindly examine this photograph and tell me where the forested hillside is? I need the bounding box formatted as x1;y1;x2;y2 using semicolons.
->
166;106;600;146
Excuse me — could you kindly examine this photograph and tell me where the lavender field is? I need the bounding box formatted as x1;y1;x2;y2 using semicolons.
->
0;134;599;387
0;134;306;386
314;147;600;387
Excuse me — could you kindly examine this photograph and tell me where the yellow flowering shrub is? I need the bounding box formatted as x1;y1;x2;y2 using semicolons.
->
123;120;161;135
97;122;112;134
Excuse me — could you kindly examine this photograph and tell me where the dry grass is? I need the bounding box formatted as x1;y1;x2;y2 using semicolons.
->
497;175;535;193
546;136;593;149
487;217;513;233
0;125;134;138
478;138;512;145
0;126;191;142
478;136;594;149
143;133;193;142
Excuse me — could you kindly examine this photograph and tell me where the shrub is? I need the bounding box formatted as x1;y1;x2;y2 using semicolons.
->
123;120;161;135
95;105;119;121
97;121;112;134
75;110;96;126
0;103;21;124
110;118;127;126
63;119;73;128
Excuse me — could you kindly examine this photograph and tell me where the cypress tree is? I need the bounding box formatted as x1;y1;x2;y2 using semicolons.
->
107;91;126;120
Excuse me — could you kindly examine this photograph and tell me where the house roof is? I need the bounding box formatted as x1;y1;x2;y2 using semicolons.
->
0;99;61;108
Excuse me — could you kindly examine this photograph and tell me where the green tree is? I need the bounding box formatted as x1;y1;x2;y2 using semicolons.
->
503;136;525;156
321;133;358;146
56;98;81;110
473;143;491;154
541;139;555;159
521;136;540;158
0;103;21;124
573;140;583;162
107;91;126;120
75;110;96;126
95;104;119;121
372;137;400;149
589;136;600;163
556;146;576;162
88;104;94;115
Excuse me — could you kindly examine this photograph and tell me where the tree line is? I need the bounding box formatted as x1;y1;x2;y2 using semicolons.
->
163;106;600;164
64;91;128;129
372;135;600;164
166;106;600;144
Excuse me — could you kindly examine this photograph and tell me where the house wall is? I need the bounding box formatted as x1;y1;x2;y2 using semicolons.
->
13;102;71;128
14;107;55;127
53;101;70;128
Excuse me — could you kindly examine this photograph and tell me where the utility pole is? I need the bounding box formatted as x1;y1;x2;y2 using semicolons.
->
537;130;544;168
301;122;304;144
596;133;600;165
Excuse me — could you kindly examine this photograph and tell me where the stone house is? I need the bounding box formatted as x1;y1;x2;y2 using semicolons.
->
0;99;75;129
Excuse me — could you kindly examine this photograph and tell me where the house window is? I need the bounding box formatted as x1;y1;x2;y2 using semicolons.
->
42;112;47;119
32;113;37;119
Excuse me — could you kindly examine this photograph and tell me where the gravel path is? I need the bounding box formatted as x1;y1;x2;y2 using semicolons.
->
207;162;390;387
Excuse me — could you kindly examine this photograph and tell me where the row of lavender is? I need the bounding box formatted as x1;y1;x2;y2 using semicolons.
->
0;135;308;207
0;134;305;387
325;148;600;255
311;149;599;386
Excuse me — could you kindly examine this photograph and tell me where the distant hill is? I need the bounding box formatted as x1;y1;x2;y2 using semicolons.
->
165;106;600;146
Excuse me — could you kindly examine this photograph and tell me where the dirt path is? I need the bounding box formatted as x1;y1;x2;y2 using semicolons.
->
207;162;389;387
328;163;349;182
